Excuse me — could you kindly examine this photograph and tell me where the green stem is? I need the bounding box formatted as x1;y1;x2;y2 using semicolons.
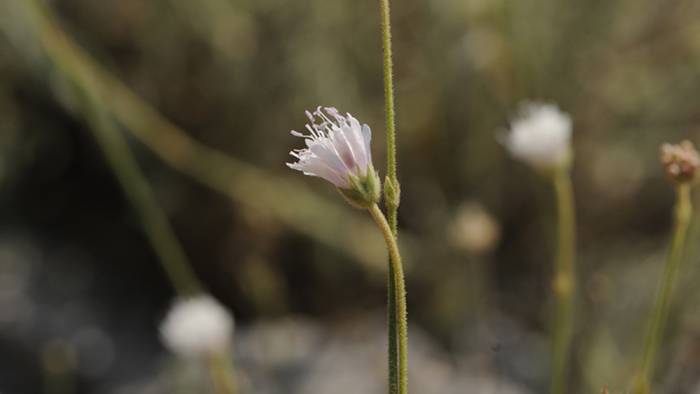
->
379;0;397;200
369;204;408;394
378;1;401;393
387;255;399;394
208;353;238;394
550;167;576;394
634;183;692;394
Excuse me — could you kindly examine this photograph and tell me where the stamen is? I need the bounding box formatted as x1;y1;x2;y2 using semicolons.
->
305;124;320;139
314;107;336;129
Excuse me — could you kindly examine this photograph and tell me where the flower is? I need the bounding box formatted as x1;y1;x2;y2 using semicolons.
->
660;140;700;183
287;107;380;208
160;295;234;358
504;102;572;169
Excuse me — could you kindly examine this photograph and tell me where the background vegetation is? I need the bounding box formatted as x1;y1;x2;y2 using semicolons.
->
1;0;700;392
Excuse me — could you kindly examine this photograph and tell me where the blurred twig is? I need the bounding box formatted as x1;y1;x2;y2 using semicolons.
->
74;64;202;296
634;183;693;394
551;166;577;394
1;0;392;273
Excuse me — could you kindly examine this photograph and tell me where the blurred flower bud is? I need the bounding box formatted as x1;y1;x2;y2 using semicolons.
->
448;202;501;255
160;295;234;359
660;140;700;184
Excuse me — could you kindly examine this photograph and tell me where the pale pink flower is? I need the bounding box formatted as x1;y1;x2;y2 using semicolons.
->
287;107;374;189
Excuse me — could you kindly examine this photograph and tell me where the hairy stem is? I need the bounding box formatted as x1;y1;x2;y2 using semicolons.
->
387;258;398;394
378;1;401;392
369;204;408;394
634;183;692;394
550;167;576;394
379;0;397;201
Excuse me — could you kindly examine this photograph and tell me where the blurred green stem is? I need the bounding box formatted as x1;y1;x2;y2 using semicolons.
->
378;1;402;393
85;85;239;393
551;166;576;394
208;353;238;394
23;0;201;297
634;183;692;394
369;204;407;394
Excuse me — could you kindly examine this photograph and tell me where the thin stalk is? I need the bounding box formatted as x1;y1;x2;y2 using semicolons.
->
369;204;408;394
208;353;238;394
387;259;398;394
378;1;401;393
550;166;576;394
634;183;692;394
379;0;397;203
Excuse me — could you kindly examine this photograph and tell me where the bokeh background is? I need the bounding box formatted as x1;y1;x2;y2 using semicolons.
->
2;0;700;393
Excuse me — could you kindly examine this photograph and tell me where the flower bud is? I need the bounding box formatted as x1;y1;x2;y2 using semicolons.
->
660;140;700;184
337;164;381;209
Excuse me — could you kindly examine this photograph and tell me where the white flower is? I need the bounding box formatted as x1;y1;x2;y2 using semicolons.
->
287;107;380;207
504;102;572;169
160;295;234;358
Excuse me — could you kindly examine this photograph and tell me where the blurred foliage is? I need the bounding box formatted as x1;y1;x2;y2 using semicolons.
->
2;0;700;393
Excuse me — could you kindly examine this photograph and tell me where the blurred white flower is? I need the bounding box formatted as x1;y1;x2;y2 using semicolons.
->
504;102;572;169
287;107;375;189
160;295;234;358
